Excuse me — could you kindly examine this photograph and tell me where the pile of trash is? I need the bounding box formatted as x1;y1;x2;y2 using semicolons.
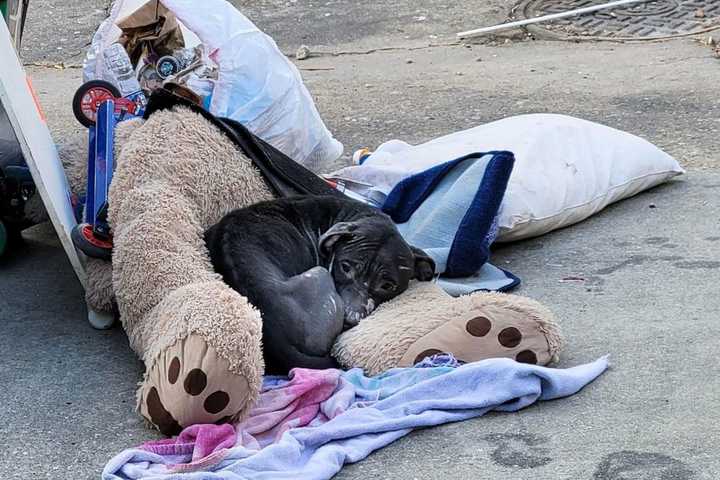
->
82;0;343;172
83;2;212;110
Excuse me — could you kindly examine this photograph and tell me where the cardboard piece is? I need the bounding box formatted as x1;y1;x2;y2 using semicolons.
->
0;19;87;287
88;0;200;62
116;0;184;65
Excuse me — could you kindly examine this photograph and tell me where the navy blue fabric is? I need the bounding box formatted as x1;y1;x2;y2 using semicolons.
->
382;153;487;224
446;151;514;277
382;151;515;278
493;267;521;292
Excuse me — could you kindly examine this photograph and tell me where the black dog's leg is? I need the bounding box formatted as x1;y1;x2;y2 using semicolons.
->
259;266;345;373
280;267;345;355
223;261;344;374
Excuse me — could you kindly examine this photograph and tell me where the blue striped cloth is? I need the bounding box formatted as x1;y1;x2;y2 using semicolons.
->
382;151;519;294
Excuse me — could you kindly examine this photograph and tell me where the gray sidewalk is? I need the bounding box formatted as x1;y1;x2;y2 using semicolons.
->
1;0;718;478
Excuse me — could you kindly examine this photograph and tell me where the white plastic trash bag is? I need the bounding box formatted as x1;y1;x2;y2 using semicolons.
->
84;0;343;172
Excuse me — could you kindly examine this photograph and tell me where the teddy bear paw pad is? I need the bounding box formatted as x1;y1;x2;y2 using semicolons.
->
399;307;552;367
139;334;250;435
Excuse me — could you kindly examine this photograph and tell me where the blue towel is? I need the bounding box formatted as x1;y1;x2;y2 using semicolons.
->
103;357;608;480
382;151;518;293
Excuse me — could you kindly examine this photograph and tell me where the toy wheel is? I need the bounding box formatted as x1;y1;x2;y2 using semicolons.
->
72;80;121;127
71;223;112;260
156;55;181;79
0;221;6;257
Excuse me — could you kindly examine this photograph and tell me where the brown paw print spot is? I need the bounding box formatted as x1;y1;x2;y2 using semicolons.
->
498;327;522;348
204;391;230;414
146;387;182;436
516;350;538;365
184;369;207;396
466;316;492;337
414;348;443;364
168;357;180;385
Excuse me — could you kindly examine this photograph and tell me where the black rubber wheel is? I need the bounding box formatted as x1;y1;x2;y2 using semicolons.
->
72;80;121;128
71;223;113;260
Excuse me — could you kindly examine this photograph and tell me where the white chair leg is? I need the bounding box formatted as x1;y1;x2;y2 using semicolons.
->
88;307;115;330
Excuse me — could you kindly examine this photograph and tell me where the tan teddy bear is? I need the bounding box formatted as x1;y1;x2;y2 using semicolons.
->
62;96;563;435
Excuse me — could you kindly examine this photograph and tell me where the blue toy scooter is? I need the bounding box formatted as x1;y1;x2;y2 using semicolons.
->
70;80;145;259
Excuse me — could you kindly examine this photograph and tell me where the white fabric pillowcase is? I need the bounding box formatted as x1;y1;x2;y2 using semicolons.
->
475;114;684;241
334;114;684;242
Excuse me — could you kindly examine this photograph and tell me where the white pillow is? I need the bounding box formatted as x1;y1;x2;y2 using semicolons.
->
476;114;684;241
334;114;684;242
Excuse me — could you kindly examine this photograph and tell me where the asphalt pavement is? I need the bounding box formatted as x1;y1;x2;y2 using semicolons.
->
1;0;719;478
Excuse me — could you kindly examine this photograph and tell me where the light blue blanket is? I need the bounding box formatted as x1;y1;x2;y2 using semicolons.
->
103;357;608;479
382;151;518;294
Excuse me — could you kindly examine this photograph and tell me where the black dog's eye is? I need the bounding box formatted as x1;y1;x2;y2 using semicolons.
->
379;281;396;292
340;261;353;274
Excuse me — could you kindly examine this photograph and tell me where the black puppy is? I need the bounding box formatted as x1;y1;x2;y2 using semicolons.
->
205;195;435;373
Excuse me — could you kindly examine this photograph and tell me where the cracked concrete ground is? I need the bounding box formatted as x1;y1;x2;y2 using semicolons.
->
2;0;719;478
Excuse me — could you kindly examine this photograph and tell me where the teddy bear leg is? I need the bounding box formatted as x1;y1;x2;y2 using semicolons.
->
85;258;115;313
333;282;564;376
398;291;563;368
138;333;252;435
134;282;264;434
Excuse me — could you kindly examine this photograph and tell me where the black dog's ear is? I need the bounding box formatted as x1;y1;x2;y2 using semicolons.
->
411;246;435;281
319;222;358;256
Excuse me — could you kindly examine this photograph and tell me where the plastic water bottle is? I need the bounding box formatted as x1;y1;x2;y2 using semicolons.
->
102;43;143;98
82;43;100;83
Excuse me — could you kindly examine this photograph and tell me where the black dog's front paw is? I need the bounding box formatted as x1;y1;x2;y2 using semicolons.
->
266;266;345;362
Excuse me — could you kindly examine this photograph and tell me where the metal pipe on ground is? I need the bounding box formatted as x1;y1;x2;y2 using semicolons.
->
457;0;648;39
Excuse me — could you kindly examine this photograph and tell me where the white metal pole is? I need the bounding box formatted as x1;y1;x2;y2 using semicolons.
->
457;0;648;39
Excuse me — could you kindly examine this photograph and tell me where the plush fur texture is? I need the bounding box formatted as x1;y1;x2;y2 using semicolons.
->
107;107;274;423
333;281;564;376
61;106;564;432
